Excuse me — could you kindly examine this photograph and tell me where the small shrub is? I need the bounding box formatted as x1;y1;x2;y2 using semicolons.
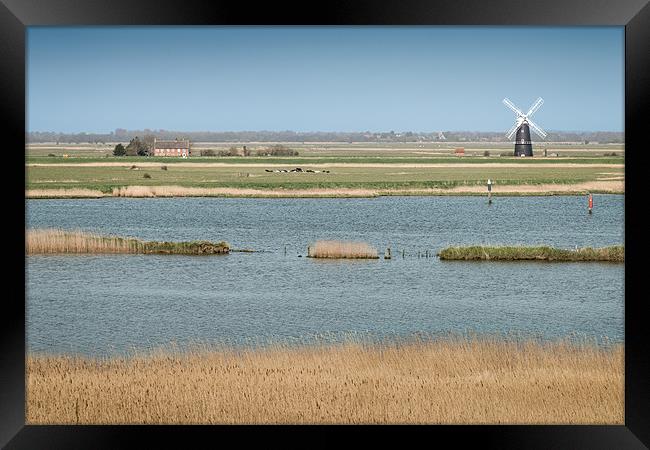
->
143;173;151;179
161;165;168;171
113;143;127;156
483;150;490;157
201;149;216;157
47;153;56;157
130;165;137;170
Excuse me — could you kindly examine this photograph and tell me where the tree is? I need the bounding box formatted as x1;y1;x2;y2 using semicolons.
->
113;143;127;156
125;136;149;156
141;135;156;156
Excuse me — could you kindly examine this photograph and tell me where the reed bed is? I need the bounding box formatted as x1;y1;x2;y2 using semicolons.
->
111;185;380;198
26;229;229;255
308;240;379;259
438;245;624;262
26;188;106;198
26;337;623;424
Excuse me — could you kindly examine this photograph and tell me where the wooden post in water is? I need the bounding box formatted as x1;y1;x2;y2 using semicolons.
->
384;247;391;260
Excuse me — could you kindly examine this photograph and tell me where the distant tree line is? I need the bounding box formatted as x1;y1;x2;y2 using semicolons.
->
29;129;625;144
200;144;298;157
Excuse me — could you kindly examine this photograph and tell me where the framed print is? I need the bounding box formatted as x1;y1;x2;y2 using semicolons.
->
2;0;648;448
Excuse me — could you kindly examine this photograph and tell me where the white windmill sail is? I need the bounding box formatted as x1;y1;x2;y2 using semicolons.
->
502;97;546;156
503;97;546;140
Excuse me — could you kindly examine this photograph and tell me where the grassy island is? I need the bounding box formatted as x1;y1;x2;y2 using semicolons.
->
26;229;230;255
437;245;624;262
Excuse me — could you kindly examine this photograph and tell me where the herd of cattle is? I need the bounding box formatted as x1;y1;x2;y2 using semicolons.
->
265;168;330;174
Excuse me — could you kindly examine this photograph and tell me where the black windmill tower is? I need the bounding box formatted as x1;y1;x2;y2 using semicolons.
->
503;97;547;156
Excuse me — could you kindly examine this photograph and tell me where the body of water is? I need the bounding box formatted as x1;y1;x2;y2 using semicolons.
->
26;195;624;355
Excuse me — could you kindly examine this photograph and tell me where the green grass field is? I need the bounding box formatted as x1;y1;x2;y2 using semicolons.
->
26;163;624;192
25;142;624;195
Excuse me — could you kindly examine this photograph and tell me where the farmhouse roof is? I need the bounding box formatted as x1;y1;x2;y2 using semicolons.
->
154;139;190;149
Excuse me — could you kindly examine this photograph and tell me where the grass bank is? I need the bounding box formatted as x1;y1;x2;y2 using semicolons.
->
26;180;624;199
307;240;379;259
438;245;624;262
26;229;229;255
26;336;623;424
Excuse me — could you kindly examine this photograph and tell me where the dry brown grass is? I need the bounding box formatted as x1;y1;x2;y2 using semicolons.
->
27;180;624;199
26;188;106;198
111;185;379;198
308;240;379;259
27;228;141;254
26;337;623;424
446;180;624;194
26;229;229;255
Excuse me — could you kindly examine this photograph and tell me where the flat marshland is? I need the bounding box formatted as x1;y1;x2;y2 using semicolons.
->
26;229;229;255
26;337;623;424
308;240;379;259
25;142;624;198
26;141;625;159
438;245;624;262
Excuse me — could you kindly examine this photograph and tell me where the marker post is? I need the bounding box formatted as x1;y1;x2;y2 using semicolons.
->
487;179;493;204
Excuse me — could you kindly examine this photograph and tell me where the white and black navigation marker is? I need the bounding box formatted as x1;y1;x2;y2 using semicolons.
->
487;178;493;204
503;97;547;157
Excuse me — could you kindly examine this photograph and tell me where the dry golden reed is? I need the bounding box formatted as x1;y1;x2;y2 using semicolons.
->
26;229;141;254
26;188;106;198
26;229;229;255
111;185;379;198
26;337;623;424
25;180;624;199
308;240;379;259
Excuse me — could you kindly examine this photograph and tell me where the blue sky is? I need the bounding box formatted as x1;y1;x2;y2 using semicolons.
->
27;26;624;133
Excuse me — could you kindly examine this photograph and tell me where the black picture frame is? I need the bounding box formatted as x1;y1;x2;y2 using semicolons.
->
2;0;648;448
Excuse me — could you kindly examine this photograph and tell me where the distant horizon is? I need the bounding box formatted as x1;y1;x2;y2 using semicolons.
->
28;27;624;134
27;128;624;134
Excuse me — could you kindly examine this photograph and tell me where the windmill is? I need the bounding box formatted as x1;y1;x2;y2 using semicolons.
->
502;97;547;156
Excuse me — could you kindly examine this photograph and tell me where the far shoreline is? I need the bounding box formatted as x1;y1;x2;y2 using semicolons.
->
26;181;624;199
